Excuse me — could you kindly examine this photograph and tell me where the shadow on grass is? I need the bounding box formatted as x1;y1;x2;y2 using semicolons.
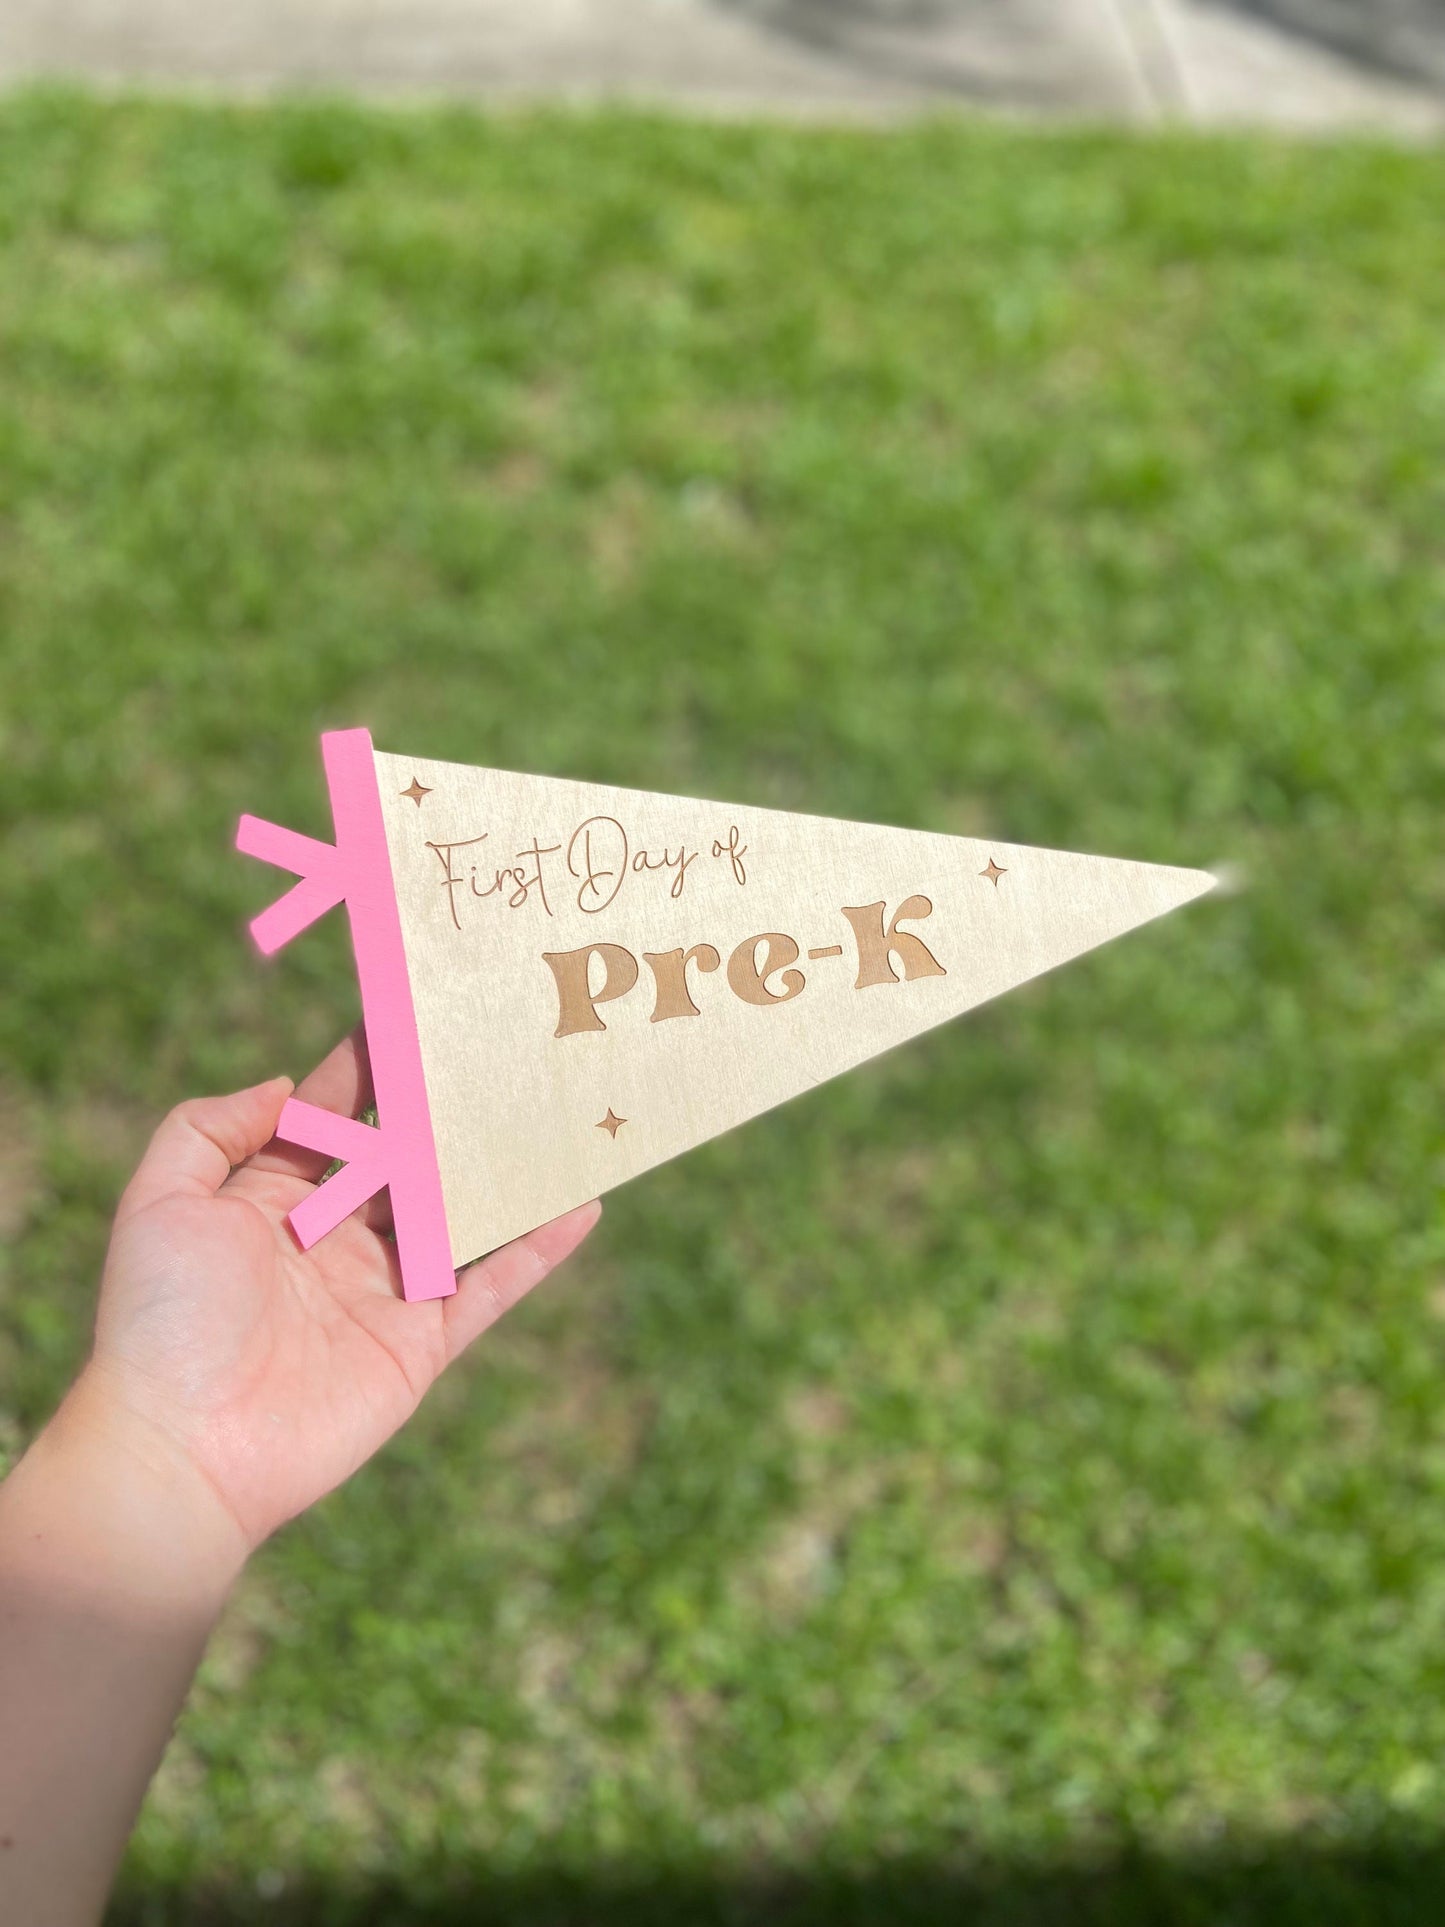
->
111;1836;1445;1927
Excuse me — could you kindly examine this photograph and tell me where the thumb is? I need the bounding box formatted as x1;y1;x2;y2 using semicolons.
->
119;1076;295;1220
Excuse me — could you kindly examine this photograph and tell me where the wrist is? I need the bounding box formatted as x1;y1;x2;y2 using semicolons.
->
3;1367;251;1615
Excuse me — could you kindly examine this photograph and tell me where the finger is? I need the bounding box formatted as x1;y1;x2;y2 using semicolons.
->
243;1025;394;1238
442;1200;602;1362
245;1026;375;1184
119;1076;295;1219
294;1023;374;1115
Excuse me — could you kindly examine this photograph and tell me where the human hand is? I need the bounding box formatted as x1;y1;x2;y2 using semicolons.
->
75;1030;600;1561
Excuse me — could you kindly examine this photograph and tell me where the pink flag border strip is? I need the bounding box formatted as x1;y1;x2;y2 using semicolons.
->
236;728;456;1301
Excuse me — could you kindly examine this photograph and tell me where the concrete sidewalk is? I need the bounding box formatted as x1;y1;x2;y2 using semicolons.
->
2;0;1442;132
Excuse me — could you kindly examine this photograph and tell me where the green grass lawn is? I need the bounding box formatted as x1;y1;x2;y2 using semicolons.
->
2;89;1443;1924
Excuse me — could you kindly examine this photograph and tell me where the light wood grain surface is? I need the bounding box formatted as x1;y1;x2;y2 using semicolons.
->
376;751;1214;1267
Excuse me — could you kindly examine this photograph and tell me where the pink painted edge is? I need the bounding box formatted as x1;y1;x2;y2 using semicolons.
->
234;730;456;1302
236;815;345;956
320;729;456;1301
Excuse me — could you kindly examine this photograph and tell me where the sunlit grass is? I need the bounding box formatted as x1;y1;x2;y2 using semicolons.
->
1;90;1443;1923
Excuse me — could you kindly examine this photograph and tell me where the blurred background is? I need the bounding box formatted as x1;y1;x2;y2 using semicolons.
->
4;0;1445;126
1;3;1443;1923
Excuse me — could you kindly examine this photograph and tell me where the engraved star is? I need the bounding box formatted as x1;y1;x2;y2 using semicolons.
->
401;777;431;807
980;857;1007;887
597;1108;627;1139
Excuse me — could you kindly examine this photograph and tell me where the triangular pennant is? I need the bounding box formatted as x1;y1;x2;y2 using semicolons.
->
238;730;1213;1301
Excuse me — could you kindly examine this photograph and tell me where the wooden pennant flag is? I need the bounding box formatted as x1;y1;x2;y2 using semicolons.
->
238;730;1213;1302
